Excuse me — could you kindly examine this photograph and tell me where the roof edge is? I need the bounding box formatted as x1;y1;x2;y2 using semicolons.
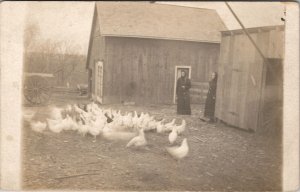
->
100;33;221;44
85;3;97;69
221;25;284;33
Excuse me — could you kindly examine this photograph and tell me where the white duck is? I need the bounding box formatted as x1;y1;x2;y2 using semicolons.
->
31;121;47;133
126;128;147;147
168;127;178;144
166;138;189;160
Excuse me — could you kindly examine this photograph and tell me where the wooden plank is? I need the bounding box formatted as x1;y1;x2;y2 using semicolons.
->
215;35;230;120
223;35;235;124
230;34;243;126
237;33;254;129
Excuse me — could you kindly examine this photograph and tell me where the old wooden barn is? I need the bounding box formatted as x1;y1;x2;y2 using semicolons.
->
86;2;226;104
215;25;284;132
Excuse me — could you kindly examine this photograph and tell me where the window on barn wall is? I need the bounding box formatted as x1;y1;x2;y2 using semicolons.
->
265;58;283;86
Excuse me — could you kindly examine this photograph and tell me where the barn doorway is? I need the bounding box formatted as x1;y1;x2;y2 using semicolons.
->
173;66;192;104
95;61;104;103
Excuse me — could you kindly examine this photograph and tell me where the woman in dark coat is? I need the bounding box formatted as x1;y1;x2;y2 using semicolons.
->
204;72;218;122
176;71;191;115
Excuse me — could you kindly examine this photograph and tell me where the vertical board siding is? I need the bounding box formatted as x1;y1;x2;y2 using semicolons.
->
216;26;284;131
102;37;220;104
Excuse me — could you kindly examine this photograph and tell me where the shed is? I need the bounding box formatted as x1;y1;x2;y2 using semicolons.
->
215;25;284;132
86;2;227;104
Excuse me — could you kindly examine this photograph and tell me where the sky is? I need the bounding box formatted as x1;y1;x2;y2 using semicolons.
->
25;1;285;55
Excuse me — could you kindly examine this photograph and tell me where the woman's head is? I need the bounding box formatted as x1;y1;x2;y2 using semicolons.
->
181;70;186;77
211;72;218;80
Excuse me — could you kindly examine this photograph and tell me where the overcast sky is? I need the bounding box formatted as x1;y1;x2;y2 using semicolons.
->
25;1;285;55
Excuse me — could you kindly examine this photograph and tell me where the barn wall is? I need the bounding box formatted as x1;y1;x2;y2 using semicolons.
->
87;11;106;97
102;37;220;104
215;26;284;131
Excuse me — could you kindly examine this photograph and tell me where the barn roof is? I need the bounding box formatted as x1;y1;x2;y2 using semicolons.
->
95;2;227;43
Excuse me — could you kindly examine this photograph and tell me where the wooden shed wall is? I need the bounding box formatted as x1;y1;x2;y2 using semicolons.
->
102;37;220;104
215;26;284;131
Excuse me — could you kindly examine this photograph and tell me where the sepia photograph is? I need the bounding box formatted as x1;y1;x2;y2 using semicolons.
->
0;1;299;191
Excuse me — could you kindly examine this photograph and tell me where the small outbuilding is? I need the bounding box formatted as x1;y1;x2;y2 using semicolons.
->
86;2;226;104
215;25;284;132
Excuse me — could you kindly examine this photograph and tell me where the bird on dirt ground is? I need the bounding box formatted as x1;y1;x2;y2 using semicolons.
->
31;121;47;133
46;118;64;133
168;127;178;144
104;113;114;123
77;121;89;136
164;119;176;132
166;138;189;160
143;119;157;132
61;115;75;131
126;128;147;148
88;117;106;141
175;119;186;135
50;107;63;120
156;119;166;133
102;122;137;141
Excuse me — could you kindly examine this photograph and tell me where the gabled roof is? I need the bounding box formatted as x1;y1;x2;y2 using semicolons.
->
86;2;227;68
95;2;227;43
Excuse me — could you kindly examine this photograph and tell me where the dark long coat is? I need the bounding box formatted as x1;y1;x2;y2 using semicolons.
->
176;77;191;115
204;77;218;119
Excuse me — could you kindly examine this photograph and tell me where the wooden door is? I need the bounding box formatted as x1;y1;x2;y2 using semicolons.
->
173;66;192;104
216;32;264;131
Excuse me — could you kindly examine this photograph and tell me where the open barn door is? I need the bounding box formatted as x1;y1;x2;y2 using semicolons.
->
95;61;104;103
173;66;192;104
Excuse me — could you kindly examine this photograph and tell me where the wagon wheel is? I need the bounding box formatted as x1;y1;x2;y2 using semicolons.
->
24;76;52;105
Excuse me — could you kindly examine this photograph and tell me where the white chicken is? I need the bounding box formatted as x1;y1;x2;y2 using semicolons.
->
156;119;166;133
31;121;47;133
88;117;105;139
126;128;147;147
168;127;178;144
166;138;189;160
61;115;75;131
102;123;137;141
143;119;157;132
77;121;89;136
175;119;186;134
122;113;133;128
46;118;64;133
164;119;176;132
50;107;63;120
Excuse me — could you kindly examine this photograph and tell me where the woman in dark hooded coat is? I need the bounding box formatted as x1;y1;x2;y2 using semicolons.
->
204;72;218;122
176;70;191;115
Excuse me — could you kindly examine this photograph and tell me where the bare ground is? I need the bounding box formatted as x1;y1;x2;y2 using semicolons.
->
22;93;282;191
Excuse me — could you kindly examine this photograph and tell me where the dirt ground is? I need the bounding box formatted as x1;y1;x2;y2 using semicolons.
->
22;93;282;191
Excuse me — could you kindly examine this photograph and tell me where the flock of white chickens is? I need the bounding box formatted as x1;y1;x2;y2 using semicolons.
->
27;102;189;160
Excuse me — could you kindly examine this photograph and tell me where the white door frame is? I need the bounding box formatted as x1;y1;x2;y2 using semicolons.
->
173;66;192;104
95;60;104;104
